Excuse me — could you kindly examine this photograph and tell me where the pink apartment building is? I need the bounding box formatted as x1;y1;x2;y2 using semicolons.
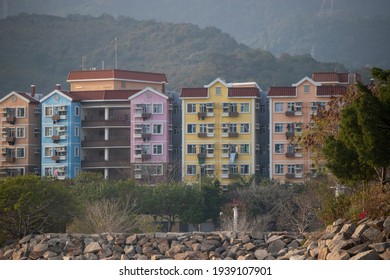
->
129;87;172;184
268;72;361;183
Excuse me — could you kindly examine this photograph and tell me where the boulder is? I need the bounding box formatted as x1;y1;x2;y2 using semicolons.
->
254;249;269;260
350;249;381;260
84;242;102;254
326;249;350;260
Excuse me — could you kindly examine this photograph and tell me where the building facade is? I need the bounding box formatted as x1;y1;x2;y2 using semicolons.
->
268;72;361;183
0;88;41;176
180;78;261;188
129;87;172;184
40;88;81;179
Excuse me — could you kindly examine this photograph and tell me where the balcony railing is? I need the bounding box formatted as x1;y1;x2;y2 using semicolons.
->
228;132;239;138
228;111;239;117
81;159;130;168
285;152;295;158
141;154;151;161
6;136;15;145
51;155;60;162
197;153;206;160
142;112;152;120
198;132;207;138
285;111;295;117
197;112;207;120
82;116;130;127
6;116;16;124
141;133;151;141
52;135;60;142
285;131;295;139
81;138;130;147
52;114;61;121
5;156;15;163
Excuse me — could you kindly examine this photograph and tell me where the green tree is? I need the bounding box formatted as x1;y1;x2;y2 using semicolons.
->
323;68;390;185
0;175;73;243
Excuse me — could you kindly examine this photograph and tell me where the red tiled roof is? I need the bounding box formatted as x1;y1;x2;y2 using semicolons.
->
268;87;296;97
67;69;168;83
70;90;139;101
317;86;347;96
16;92;39;103
312;72;361;84
180;88;208;98
228;87;259;97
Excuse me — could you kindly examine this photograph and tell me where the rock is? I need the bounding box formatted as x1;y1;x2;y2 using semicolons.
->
254;249;269;260
368;242;390;253
352;223;369;238
266;235;284;244
380;249;390;260
98;247;112;259
288;240;300;249
309;247;319;258
326;249;350;260
383;217;390;232
243;243;256;251
241;235;251;244
350;249;381;260
339;224;356;238
43;251;58;259
125;234;138;245
362;227;384;243
347;243;370;256
124;245;135;255
318;246;330;260
84;242;102;254
267;239;286;255
19;234;33;244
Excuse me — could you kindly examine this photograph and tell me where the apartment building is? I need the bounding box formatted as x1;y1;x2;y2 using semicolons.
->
0;87;41;176
129;87;172;184
180;78;261;188
40;87;81;179
268;72;361;183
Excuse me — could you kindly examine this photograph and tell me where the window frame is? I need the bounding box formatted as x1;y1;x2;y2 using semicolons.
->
16;127;25;138
186;165;196;175
187;124;196;134
152;144;163;155
16;107;26;118
187;103;196;114
274;102;284;112
44;106;53;117
152;103;163;114
240;103;250;113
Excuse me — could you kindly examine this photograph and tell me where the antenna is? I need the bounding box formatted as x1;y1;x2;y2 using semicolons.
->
81;56;87;70
318;0;334;17
115;37;118;69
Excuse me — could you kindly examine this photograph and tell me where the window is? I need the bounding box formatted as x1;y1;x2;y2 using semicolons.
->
153;104;163;114
240;144;250;154
304;84;310;93
44;126;53;137
44;147;53;157
240;103;250;113
16;147;25;158
229;123;237;133
274;102;284;112
16;127;25;138
274;123;284;133
153;144;163;155
240;165;250;175
75;106;80;116
240;123;250;133
187;124;196;134
44;106;53;117
74;146;80;157
187;144;196;154
187;165;196;175
151;165;163;176
153;124;163;134
187;103;196;113
275;164;284;174
215;87;221;95
199;124;207;133
44;167;53;177
287;164;295;174
74;126;80;137
275;144;284;154
16;107;26;118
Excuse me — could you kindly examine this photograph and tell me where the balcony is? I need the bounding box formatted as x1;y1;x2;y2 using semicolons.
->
285;111;295;117
228;173;239;179
52;135;60;143
81;159;130;168
81;138;130;147
141;154;151;161
285;131;295;139
285;152;295;158
228;111;239;117
198;132;207;138
228;132;239;138
51;155;60;162
6;136;15;145
6;116;16;124
82;117;130;127
286;173;304;180
197;153;206;160
197;112;207;120
141;133;151;141
52;114;61;122
142;112;152;120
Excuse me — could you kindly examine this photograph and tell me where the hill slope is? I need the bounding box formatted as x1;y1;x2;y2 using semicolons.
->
1;0;389;69
0;14;346;95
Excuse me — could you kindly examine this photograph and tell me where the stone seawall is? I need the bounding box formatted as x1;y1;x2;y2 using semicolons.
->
1;217;389;260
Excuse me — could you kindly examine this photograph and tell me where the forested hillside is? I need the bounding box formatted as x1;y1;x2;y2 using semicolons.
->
1;0;389;69
0;14;346;95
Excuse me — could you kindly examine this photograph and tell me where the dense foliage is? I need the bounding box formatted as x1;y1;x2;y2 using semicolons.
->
0;13;346;95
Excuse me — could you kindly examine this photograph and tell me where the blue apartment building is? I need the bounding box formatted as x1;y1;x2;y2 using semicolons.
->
40;88;81;179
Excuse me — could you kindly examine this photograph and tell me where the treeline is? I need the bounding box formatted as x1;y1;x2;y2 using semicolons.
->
0;13;346;95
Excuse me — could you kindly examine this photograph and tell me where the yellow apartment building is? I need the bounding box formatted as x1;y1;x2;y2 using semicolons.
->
268;72;361;183
180;78;260;188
